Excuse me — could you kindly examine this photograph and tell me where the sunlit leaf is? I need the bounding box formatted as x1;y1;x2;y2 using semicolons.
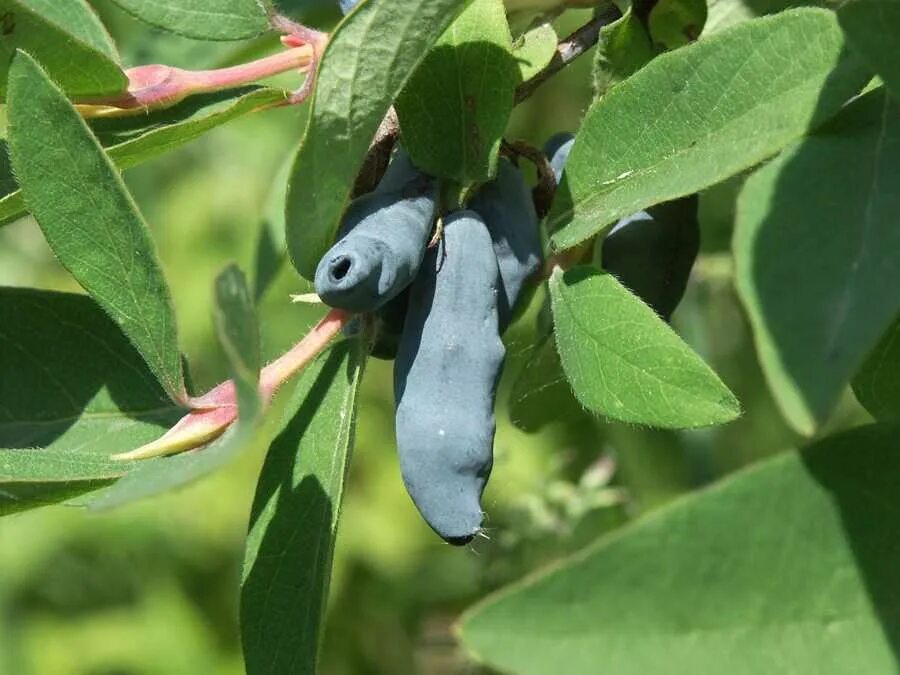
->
7;52;186;401
548;9;870;252
461;422;900;674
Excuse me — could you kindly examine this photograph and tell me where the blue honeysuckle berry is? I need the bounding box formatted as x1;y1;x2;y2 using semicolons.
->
394;210;505;545
470;158;543;331
315;149;437;313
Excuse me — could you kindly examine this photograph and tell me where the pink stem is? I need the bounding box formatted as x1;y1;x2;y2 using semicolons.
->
189;308;353;410
78;45;315;115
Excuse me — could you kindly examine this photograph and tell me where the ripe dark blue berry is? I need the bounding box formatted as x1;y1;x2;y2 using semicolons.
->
394;211;505;544
470;158;543;330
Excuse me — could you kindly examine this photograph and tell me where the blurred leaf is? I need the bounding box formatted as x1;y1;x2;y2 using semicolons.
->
461;421;900;675
0;1;127;96
0;87;287;227
509;332;587;432
7;52;187;401
87;266;264;510
213;265;261;415
854;317;900;422
550;266;740;428
0;288;181;514
513;23;557;84
396;0;517;183
592;9;655;97
18;0;119;61
107;0;270;40
253;152;293;300
839;0;900;98
734;90;900;435
285;0;468;280
241;340;365;675
547;9;870;252
648;0;706;48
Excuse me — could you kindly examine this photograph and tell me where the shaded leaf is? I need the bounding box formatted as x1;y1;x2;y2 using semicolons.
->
285;0;468;280
648;0;707;48
107;0;270;41
241;340;365;675
0;0;127;96
592;9;655;97
461;422;900;675
87;265;263;510
734;90;900;435
548;9;870;252
0;87;287;228
396;0;517;183
513;23;557;84
853;317;900;422
0;288;181;514
550;266;740;428
839;0;900;98
7;52;186;401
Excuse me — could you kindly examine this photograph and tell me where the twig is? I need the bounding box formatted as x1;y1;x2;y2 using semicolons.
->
502;139;557;218
352;107;400;197
514;4;622;104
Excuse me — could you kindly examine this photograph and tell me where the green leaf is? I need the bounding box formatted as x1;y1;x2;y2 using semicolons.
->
0;288;181;515
0;87;287;228
460;422;900;674
548;8;870;252
396;0;517;183
734;90;900;435
648;0;707;48
18;0;119;61
87;265;263;511
285;0;468;280
107;0;270;40
853;317;900;422
241;340;366;675
0;0;127;97
839;0;900;98
513;23;557;84
592;9;655;97
7;51;187;402
550;266;740;428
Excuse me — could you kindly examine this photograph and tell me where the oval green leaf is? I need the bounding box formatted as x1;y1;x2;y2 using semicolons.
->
396;0;518;183
550;266;740;428
548;8;871;251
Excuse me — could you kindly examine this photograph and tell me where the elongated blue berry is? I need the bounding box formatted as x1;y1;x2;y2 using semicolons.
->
315;151;437;313
394;211;505;544
470;158;543;329
600;196;700;321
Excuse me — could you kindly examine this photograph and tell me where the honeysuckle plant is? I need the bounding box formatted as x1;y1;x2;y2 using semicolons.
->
2;0;899;672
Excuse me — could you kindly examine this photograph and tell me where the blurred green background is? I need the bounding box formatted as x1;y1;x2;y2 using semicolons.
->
0;3;870;674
